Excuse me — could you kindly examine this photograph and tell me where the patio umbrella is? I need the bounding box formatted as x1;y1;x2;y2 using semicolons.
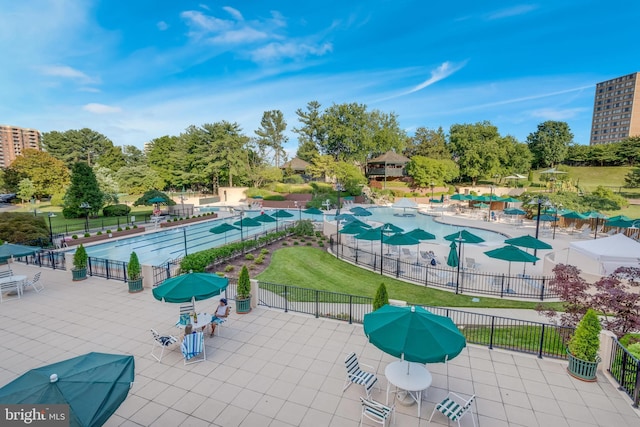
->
272;209;294;218
484;245;539;278
303;207;323;216
406;228;436;241
447;241;459;268
475;202;490;209
234;216;262;239
501;197;521;203
148;196;166;203
340;223;369;234
533;214;558;222
0;352;134;427
380;223;404;233
209;223;240;244
444;230;485;244
350;206;372;217
582;211;609;239
504;234;552;250
504;208;526;215
335;213;356;221
254;213;277;232
562;211;588;220
540;168;567;175
0;242;40;262
153;272;229;303
608;215;631;222
383;232;420;246
363;305;466;364
450;194;470;201
605;219;634;228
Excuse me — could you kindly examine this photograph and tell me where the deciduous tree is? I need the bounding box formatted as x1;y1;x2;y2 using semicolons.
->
9;149;70;197
448;121;502;185
404;127;450;159
526;121;573;168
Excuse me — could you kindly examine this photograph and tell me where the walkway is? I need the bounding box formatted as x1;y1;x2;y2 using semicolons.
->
1;263;638;426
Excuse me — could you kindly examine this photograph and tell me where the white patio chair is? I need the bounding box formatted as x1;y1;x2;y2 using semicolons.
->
181;331;206;365
176;302;195;328
25;272;43;293
343;352;379;399
0;279;21;303
464;258;481;271
428;392;476;427
150;328;179;362
359;397;395;427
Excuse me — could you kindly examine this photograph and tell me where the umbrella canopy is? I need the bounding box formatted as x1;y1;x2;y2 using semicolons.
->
363;305;466;363
450;194;471;201
233;217;262;228
350;206;372;217
383;233;420;246
504;234;552;250
0;243;40;261
504;208;526;215
562;211;588;220
303;207;323;215
444;230;485;244
355;228;385;241
335;213;357;221
340;223;369;235
152;272;229;303
533;214;559;222
148;196;166;203
484;245;539;277
540;168;567;174
254;213;277;223
605;219;635;228
209;223;240;234
0;352;134;427
608;215;631;222
272;209;294;218
582;211;608;219
405;228;436;241
475;203;490;208
392;198;418;209
447;241;459;268
501;197;521;203
380;223;404;233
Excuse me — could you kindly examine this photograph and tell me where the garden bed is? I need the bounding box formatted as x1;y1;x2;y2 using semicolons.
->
160;213;217;227
65;226;146;247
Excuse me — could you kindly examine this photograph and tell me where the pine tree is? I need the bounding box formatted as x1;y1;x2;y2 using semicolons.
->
373;283;389;310
63;162;105;218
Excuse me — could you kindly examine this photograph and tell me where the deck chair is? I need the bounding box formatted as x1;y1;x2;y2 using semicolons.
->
0;279;22;303
428;392;476;427
150;329;179;362
0;270;12;279
181;332;206;365
343;352;379;399
359;397;395;427
465;258;481;271
176;302;195;327
25;272;43;293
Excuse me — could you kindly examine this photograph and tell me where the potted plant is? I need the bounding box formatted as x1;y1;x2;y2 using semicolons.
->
72;244;88;281
236;265;252;314
567;309;602;381
126;251;143;293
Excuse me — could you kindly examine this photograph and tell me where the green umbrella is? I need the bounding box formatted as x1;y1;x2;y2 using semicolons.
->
383;233;420;246
484;245;539;277
0;243;40;262
233;217;262;227
0;352;134;427
148;196;166;203
340;223;369;235
380;223;404;233
343;218;371;228
504;234;552;250
562;211;588;220
209;222;240;244
605;219;634;228
444;230;485;244
272;209;294;218
475;203;490;209
447;241;459;268
363;305;466;364
533;214;558;222
254;213;276;223
504;208;526;215
335;213;356;221
608;215;631;222
303;207;323;215
502;197;521;203
582;211;608;219
406;228;436;241
152;272;229;303
450;194;470;201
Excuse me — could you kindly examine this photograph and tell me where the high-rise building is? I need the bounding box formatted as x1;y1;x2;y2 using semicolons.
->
0;125;42;167
589;72;640;145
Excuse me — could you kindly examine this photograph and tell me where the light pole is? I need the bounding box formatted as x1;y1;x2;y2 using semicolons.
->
80;202;91;233
488;185;495;222
47;213;56;246
336;183;344;251
180;187;186;217
430;182;435;207
379;224;393;274
529;197;547;265
553;203;562;240
182;227;188;256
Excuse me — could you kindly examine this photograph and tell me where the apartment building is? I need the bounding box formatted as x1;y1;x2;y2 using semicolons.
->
590;72;640;145
0;125;42;167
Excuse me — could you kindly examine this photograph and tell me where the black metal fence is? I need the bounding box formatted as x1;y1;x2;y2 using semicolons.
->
50;214;153;236
87;256;128;282
252;281;572;360
609;337;640;407
15;250;67;270
331;240;558;300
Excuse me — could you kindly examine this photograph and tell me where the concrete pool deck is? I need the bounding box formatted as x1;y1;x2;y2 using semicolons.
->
1;263;639;426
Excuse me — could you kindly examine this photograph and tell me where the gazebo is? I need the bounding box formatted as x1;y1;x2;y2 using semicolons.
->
366;151;410;188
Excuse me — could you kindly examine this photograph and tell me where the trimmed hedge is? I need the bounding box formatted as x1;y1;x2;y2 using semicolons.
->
103;204;132;217
180;230;289;272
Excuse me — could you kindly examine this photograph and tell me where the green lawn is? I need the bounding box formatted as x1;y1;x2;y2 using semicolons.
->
256;247;563;310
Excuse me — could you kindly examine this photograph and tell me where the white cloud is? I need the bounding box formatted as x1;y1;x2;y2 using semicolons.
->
39;65;97;84
157;21;169;31
486;5;538;20
83;103;122;114
530;107;587;120
78;87;101;93
250;42;333;62
210;27;269;45
223;6;244;21
406;61;467;94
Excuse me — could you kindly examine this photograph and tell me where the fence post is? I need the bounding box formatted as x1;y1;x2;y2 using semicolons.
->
500;275;505;297
106;260;110;280
123;262;127;282
315;290;319;318
538;325;545;359
489;316;495;349
349;295;353;324
396;258;400;278
88;257;92;277
424;265;429;286
284;285;288;313
633;363;640;408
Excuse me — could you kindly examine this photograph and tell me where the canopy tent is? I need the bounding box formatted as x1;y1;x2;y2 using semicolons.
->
568;233;640;275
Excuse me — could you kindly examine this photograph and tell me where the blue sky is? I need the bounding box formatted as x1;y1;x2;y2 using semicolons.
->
1;0;638;156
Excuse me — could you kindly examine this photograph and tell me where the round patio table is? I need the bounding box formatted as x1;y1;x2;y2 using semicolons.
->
385;360;432;417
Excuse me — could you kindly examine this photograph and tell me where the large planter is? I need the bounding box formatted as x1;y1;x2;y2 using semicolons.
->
127;278;143;293
236;296;252;314
72;268;87;281
66;227;146;247
567;351;600;381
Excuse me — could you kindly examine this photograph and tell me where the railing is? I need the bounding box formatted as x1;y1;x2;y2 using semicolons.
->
87;256;127;282
331;240;558;300
16;250;67;270
609;337;640;407
50;214;151;236
253;281;572;359
152;257;183;287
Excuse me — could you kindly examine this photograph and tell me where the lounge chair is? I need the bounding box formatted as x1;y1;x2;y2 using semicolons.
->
343;352;379;399
24;272;43;293
577;226;592;239
359;397;395;427
428;392;477;427
181;332;206;365
0;278;22;303
150;329;179;362
176;302;195;328
464;258;481;271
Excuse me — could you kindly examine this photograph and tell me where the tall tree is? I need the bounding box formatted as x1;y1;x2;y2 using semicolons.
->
497;136;533;178
17;178;35;204
404;127;450;159
62;162;104;218
526;121;573;168
195;121;249;188
94;166;120;204
42;128;116;168
255;110;287;167
96;145;126;172
146;135;191;188
293;101;324;162
406;156;459;188
115;165;165;194
448;121;502;185
9;149;70;198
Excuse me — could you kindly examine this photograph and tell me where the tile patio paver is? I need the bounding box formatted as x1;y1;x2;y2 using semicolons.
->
0;263;639;426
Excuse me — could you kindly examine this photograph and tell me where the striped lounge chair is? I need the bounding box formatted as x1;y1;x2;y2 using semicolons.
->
359;397;395;426
181;332;206;365
428;392;476;427
343;352;379;399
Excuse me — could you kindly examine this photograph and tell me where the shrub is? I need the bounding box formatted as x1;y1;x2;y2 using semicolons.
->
125;226;130;230
568;309;601;362
628;343;640;359
106;229;112;234
97;231;102;235
306;242;312;246
282;242;288;246
261;249;269;255
245;254;255;260
72;235;78;239
117;227;123;232
263;194;286;201
373;283;389;310
224;265;234;272
84;233;90;238
255;255;264;265
283;174;305;184
248;264;256;270
318;242;324;247
133;225;138;229
293;241;299;245
73;244;87;270
215;272;225;277
102;204;131;217
237;265;251;298
127;251;141;280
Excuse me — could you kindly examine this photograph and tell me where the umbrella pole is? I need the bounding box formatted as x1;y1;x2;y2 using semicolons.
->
455;241;462;295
